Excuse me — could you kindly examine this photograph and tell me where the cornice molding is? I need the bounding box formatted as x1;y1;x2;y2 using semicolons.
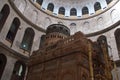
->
0;42;29;62
86;20;120;37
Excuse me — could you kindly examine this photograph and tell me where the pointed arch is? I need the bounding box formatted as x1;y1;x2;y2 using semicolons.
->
6;17;20;43
20;28;35;51
0;4;10;31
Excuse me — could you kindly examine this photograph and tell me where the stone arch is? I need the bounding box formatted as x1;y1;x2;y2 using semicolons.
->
58;7;65;15
83;21;89;27
14;0;27;13
70;23;77;34
97;35;108;47
94;2;101;11
97;17;103;27
6;17;20;44
10;61;26;80
97;35;109;62
0;54;7;79
44;17;52;29
31;10;38;23
20;28;35;52
110;9;119;23
82;6;89;15
114;28;120;57
83;21;90;33
70;8;77;16
47;3;54;12
0;4;10;31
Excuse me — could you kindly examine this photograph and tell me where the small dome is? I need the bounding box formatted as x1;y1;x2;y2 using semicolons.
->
46;24;70;36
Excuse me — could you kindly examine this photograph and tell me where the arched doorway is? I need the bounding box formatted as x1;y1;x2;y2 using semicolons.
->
0;54;7;79
11;61;26;80
97;35;108;52
114;28;120;57
97;35;108;63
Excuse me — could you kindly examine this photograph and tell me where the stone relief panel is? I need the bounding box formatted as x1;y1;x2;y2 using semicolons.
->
83;21;89;27
44;17;52;29
31;10;38;23
97;17;103;26
70;23;77;35
14;0;27;13
83;21;90;34
97;17;103;29
111;9;120;23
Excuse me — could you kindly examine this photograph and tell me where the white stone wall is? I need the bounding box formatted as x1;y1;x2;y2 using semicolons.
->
11;0;120;35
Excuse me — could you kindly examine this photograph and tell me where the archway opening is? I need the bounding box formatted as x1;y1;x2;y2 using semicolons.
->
0;54;7;79
10;61;26;80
